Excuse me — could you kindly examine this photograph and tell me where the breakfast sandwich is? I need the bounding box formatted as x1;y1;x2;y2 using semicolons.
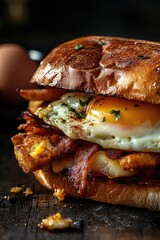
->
11;36;160;211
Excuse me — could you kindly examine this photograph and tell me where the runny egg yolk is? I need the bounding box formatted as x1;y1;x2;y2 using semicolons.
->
87;96;160;126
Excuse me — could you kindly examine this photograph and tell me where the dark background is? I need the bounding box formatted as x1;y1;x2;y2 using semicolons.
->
0;0;160;55
1;3;160;239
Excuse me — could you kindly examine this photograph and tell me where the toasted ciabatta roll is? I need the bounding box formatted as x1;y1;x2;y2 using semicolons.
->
31;36;160;104
11;36;160;211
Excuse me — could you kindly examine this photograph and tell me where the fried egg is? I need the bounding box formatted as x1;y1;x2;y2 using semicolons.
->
35;92;160;152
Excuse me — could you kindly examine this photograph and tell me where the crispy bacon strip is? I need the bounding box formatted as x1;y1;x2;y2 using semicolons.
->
21;110;41;122
18;88;68;101
105;148;126;159
120;152;160;170
69;142;99;196
18;110;61;135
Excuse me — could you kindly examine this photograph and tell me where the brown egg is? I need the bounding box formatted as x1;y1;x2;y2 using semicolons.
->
0;43;38;104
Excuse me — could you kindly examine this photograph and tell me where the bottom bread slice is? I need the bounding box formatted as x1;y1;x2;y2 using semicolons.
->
34;168;160;211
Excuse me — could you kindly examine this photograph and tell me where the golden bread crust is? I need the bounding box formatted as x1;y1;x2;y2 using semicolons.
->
34;169;160;211
31;36;160;104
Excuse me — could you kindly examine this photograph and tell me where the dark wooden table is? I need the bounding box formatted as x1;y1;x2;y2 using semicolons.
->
1;105;160;240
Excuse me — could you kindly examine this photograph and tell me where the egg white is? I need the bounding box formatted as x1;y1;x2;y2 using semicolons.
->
35;92;160;152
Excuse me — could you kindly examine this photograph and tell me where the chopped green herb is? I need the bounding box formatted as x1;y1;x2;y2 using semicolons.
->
98;40;106;45
110;109;120;121
77;111;86;119
61;103;68;107
134;104;139;107
75;44;83;50
61;102;86;119
79;96;93;106
102;116;106;122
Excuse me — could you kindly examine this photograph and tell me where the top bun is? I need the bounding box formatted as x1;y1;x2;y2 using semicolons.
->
31;36;160;104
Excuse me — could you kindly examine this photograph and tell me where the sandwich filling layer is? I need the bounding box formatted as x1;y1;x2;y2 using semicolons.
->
11;91;160;197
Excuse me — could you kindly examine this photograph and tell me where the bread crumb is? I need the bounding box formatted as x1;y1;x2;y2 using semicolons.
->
38;213;73;231
53;188;65;201
23;187;33;196
10;187;22;193
9;186;33;197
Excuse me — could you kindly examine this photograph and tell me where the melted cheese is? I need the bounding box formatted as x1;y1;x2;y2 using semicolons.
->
88;151;136;178
30;142;45;158
51;150;136;178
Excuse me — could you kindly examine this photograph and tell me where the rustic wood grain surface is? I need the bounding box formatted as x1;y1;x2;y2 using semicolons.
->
0;106;160;240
